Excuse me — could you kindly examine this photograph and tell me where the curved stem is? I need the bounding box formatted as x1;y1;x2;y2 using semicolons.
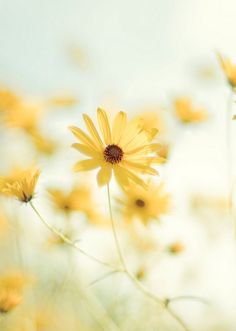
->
106;183;191;331
29;201;114;269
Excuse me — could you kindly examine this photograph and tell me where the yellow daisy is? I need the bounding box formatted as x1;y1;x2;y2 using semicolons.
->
174;97;208;124
70;108;161;188
218;53;236;89
118;181;170;225
0;167;40;203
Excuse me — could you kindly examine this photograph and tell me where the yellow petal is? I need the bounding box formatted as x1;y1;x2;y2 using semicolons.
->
83;114;104;150
71;143;100;158
125;143;162;156
73;159;101;172
123;168;148;189
69;126;98;150
97;108;112;145
97;164;112;186
114;166;129;188
119;121;142;148
112;111;127;144
124;160;158;175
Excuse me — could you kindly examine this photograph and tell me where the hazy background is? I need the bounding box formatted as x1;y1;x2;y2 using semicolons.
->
1;0;236;329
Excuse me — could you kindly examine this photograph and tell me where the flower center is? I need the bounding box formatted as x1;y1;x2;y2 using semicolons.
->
104;144;124;164
135;199;145;208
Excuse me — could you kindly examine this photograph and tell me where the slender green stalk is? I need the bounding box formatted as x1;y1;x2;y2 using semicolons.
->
106;183;191;331
29;201;114;269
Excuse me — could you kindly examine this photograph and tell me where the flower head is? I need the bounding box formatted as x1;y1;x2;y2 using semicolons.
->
70;108;161;188
218;53;236;89
174;97;208;124
0;270;33;313
0;167;40;203
118;181;170;225
48;185;109;225
0;88;20;112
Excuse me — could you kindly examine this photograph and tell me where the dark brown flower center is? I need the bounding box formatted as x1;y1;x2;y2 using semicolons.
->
104;144;123;164
135;199;145;208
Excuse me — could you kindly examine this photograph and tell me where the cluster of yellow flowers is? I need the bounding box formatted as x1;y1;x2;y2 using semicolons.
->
0;52;234;331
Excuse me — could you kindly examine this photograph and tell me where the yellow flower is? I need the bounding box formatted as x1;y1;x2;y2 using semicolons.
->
48;185;108;225
167;241;185;255
174;97;208;124
0;270;33;313
46;95;78;108
0;88;20;112
70;108;161;188
118;181;170;225
4;101;42;132
133;108;166;137
218;53;236;89
0;167;40;203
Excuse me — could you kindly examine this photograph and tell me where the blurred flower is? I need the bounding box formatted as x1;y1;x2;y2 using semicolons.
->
70;108;161;189
0;270;33;313
4;101;42;132
194;64;217;82
0;88;20;112
174;97;208;124
217;53;236;89
118;181;170;225
133;108;166;137
0;167;40;203
48;185;108;225
191;194;228;217
46;95;78;108
167;241;185;255
68;44;89;68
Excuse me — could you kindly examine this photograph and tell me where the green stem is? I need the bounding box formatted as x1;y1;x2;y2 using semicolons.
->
29;201;114;269
106;183;191;331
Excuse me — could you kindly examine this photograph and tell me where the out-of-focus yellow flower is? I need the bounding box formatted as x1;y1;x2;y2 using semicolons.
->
48;185;108;225
0;271;33;313
0;167;40;203
70;108;161;189
28;129;57;155
46;95;78;108
167;241;185;255
217;53;236;89
118;181;170;225
4;102;42;132
0;89;20;112
174;97;208;124
68;44;88;68
134;108;166;137
191;194;228;216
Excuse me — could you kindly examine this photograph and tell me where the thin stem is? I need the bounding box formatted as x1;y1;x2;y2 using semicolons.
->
106;183;191;331
29;201;114;269
107;184;127;269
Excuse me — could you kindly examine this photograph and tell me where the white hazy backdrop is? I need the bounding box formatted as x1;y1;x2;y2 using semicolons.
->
1;0;236;329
